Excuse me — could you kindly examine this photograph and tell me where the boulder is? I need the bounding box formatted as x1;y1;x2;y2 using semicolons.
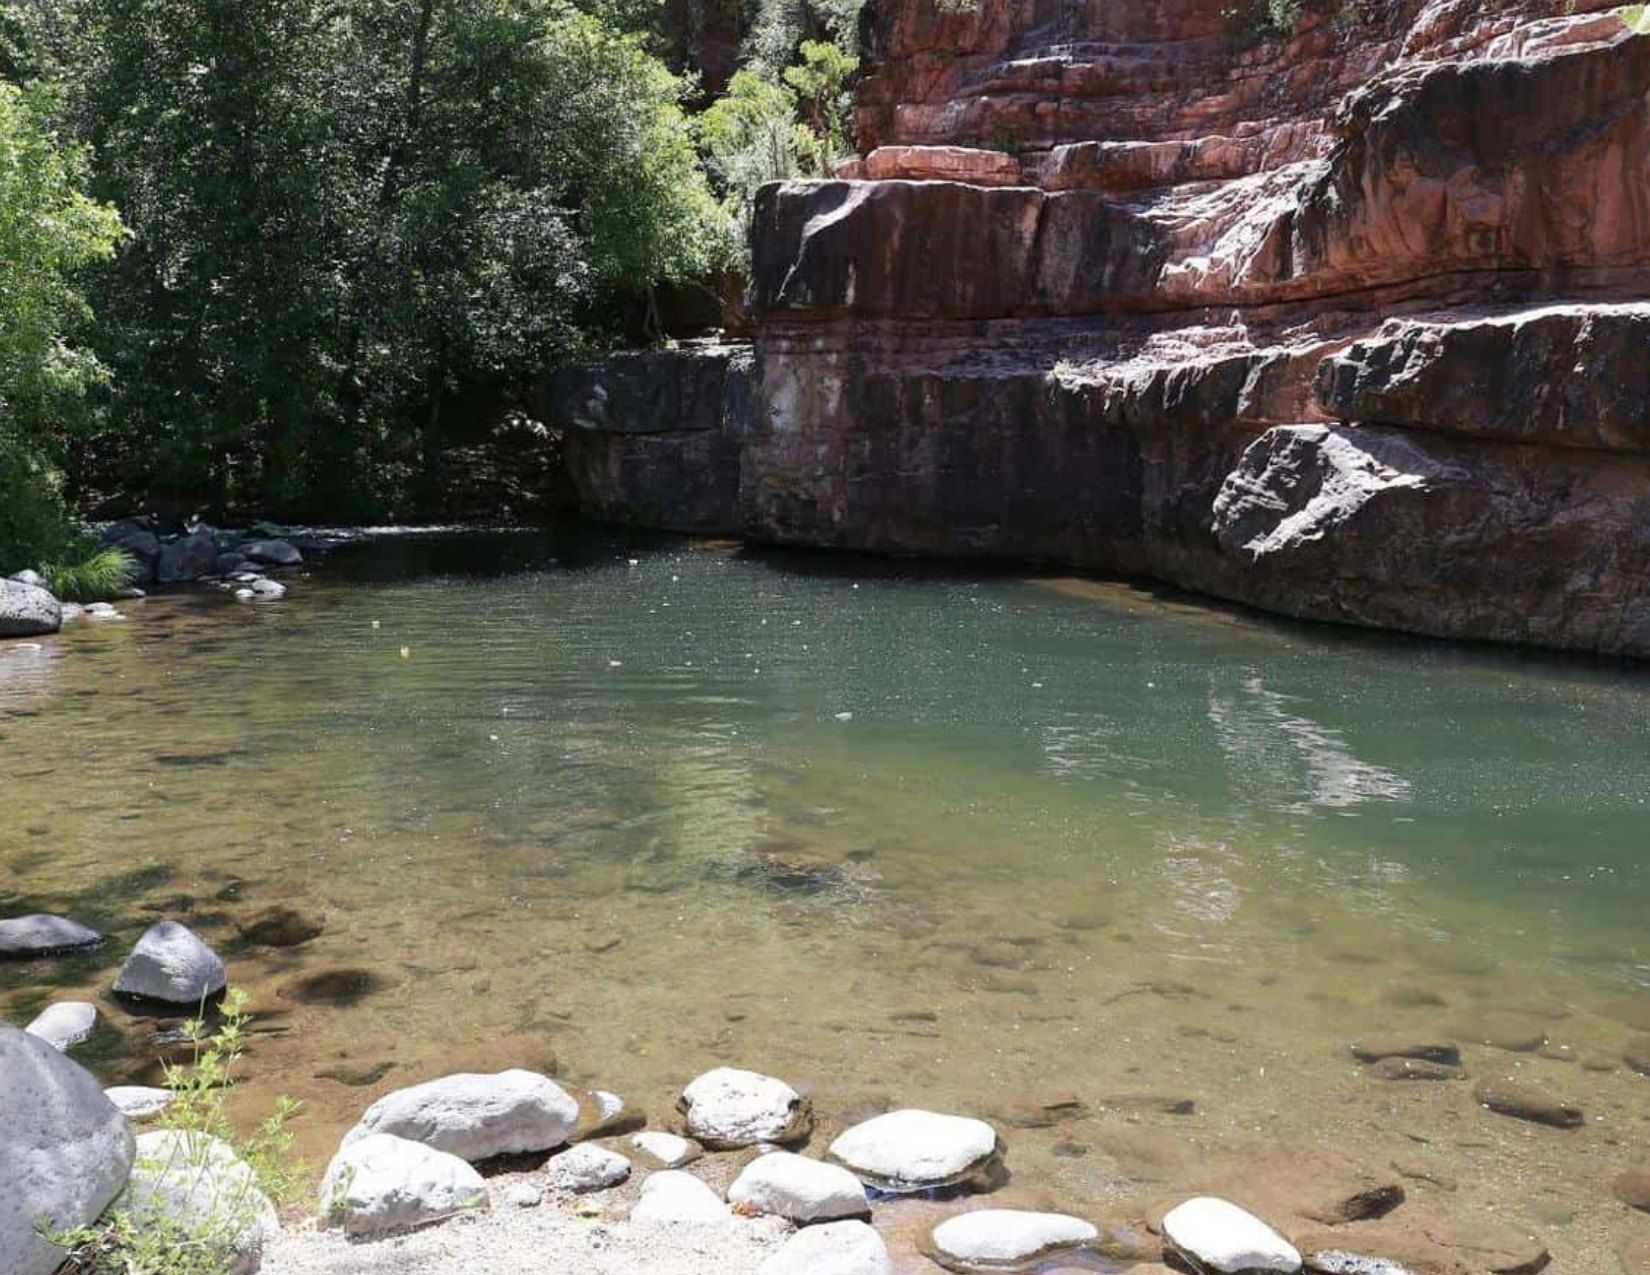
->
629;1170;729;1224
157;530;221;584
99;520;162;586
113;920;227;1005
632;1130;703;1167
319;1131;488;1236
0;913;104;957
241;538;303;567
215;552;248;576
827;1109;1000;1192
25;1001;97;1051
545;1143;632;1192
679;1066;812;1148
0;1025;137;1275
121;1130;278;1271
928;1209;1100;1271
8;568;44;586
0;579;61;638
759;1219;894;1275
1161;1197;1302;1275
105;1086;176;1121
727;1151;870;1224
346;1069;579;1162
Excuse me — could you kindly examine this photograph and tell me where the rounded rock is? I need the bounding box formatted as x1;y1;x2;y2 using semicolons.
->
242;538;303;567
345;1069;579;1162
0;578;61;638
679;1066;812;1148
105;1085;176;1121
827;1109;1000;1192
728;1151;869;1224
928;1209;1100;1271
759;1219;894;1275
629;1170;729;1224
113;920;227;1005
632;1130;702;1167
319;1131;488;1236
0;914;104;958
546;1142;632;1193
25;1001;97;1051
122;1130;278;1271
0;1025;136;1275
1161;1197;1302;1275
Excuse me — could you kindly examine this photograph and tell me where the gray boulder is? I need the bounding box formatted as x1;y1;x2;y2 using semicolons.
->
0;1024;137;1275
122;1130;278;1272
679;1067;812;1148
545;1143;631;1192
319;1132;488;1236
0;578;61;638
114;920;227;1005
0;914;104;957
157;530;220;584
241;538;302;567
345;1070;579;1162
826;1109;999;1193
99;520;161;586
25;1001;97;1051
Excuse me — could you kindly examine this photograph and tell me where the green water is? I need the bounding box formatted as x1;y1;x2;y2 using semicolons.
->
4;528;1649;1264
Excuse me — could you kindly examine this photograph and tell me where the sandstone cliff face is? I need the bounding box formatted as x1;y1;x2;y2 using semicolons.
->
556;0;1650;657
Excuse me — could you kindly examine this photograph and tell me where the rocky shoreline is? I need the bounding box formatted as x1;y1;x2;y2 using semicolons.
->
9;909;1649;1275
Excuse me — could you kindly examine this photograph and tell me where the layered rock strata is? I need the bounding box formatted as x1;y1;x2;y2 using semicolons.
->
555;0;1650;657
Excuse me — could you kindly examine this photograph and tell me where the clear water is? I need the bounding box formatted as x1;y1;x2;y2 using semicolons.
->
5;529;1650;1265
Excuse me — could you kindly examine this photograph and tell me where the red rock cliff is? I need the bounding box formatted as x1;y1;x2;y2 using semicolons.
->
556;0;1650;658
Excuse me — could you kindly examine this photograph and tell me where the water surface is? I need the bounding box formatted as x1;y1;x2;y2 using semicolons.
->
4;529;1649;1265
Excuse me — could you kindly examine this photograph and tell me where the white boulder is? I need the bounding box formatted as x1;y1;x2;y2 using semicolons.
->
319;1132;488;1236
0;578;61;638
760;1219;893;1275
121;1130;278;1273
546;1142;632;1192
679;1067;812;1148
929;1209;1099;1269
629;1170;730;1224
113;920;226;1004
0;914;103;956
727;1151;869;1224
105;1086;176;1120
827;1109;999;1192
346;1069;579;1162
1162;1197;1303;1275
0;1025;136;1275
632;1130;702;1167
25;1001;97;1051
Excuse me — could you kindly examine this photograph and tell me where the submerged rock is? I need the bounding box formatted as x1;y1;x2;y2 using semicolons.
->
346;1069;579;1162
0;579;61;638
573;1088;643;1141
319;1131;488;1236
727;1151;870;1223
545;1143;632;1193
1162;1197;1302;1275
827;1109;1000;1193
1366;1058;1464;1082
759;1219;893;1275
242;538;303;567
679;1066;812;1148
0;913;104;957
121;1130;278;1271
629;1170;729;1224
25;1001;97;1051
1472;1078;1583;1129
1350;1039;1460;1067
0;1025;136;1275
114;920;227;1005
235;906;324;948
927;1209;1100;1271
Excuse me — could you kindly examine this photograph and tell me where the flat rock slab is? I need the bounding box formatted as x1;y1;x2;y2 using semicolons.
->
347;1069;579;1162
0;914;103;957
114;920;227;1005
759;1219;893;1275
827;1109;1000;1192
25;1001;97;1051
1162;1197;1303;1275
0;1025;136;1275
320;1131;488;1235
727;1151;868;1223
630;1170;729;1225
545;1143;631;1193
928;1208;1100;1271
1472;1078;1583;1129
679;1067;812;1148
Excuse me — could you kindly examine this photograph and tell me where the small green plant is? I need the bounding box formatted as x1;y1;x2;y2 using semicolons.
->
45;990;305;1275
40;546;134;601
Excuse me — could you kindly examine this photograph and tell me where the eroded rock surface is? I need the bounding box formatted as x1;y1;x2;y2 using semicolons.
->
554;2;1650;659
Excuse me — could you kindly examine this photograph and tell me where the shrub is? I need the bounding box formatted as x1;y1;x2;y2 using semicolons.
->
40;546;133;601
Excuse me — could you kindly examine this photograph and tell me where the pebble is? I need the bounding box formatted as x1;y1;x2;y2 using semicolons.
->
504;1183;543;1208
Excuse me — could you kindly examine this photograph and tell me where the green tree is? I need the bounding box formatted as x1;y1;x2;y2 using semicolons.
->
0;79;123;569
